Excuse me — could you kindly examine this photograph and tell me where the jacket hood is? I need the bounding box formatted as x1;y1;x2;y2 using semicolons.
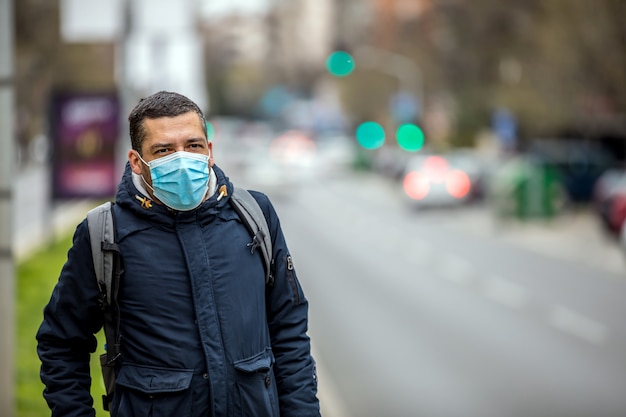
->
114;161;235;232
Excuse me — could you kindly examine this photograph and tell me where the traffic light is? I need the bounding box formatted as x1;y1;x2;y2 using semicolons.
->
356;121;385;150
396;123;425;152
326;51;355;77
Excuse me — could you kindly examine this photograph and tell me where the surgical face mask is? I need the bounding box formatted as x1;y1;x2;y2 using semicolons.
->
138;151;210;211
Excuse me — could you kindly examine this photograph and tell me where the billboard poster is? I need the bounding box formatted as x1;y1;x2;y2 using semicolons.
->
50;91;120;199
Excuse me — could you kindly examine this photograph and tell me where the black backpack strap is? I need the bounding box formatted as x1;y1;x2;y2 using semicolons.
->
229;187;274;286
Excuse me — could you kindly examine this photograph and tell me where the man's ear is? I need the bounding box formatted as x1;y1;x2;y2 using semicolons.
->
208;142;214;167
128;150;143;175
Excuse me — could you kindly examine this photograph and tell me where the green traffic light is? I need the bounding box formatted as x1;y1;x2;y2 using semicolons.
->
396;123;425;151
326;51;355;77
356;121;385;150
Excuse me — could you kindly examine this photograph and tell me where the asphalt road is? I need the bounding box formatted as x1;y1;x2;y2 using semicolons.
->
267;172;626;417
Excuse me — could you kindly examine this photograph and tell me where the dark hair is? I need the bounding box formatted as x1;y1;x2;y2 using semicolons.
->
128;91;207;153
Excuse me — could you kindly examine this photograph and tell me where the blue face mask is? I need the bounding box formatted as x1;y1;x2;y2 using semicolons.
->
138;151;210;211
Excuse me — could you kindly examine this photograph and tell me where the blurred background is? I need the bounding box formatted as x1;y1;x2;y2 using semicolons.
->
2;0;626;416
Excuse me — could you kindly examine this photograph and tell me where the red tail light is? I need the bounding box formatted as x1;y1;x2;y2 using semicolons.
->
446;169;471;199
403;171;430;200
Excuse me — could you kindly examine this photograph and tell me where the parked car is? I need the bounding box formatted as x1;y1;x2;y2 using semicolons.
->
620;218;626;258
529;139;615;203
401;150;486;209
592;169;626;235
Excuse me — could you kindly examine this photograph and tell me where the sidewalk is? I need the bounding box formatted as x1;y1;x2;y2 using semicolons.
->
13;163;96;261
14;199;96;262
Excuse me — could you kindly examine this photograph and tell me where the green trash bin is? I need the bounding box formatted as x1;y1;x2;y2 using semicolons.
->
491;156;564;220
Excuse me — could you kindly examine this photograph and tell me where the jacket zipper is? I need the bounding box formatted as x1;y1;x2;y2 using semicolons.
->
285;255;300;305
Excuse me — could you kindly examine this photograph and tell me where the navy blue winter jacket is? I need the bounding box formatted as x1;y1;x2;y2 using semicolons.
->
36;163;320;417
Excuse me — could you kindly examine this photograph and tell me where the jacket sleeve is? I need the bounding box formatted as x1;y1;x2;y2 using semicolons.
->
36;219;104;417
251;192;321;417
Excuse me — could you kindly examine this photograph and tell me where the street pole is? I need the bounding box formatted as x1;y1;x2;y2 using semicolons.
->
0;0;15;415
116;0;133;175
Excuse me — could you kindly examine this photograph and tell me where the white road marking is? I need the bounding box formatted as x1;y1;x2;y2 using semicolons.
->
481;275;529;309
548;305;608;345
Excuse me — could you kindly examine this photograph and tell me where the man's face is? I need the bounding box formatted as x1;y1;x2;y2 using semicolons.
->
128;111;213;198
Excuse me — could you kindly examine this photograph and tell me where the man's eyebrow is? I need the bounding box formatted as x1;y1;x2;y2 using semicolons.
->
149;142;173;151
148;138;206;151
186;137;207;144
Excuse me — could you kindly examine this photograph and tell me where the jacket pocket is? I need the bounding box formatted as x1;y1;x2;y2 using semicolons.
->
114;364;194;417
233;348;279;417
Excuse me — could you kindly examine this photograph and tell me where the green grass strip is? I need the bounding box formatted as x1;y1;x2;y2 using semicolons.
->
17;234;106;416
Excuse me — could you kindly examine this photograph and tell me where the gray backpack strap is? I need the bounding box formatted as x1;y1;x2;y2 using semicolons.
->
87;202;115;306
86;201;122;411
87;201;115;304
230;187;274;285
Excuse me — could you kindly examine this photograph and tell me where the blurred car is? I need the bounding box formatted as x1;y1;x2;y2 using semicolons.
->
237;130;317;199
401;150;485;209
529;139;615;203
373;145;412;180
592;169;626;235
312;132;357;176
592;168;624;208
268;129;317;176
620;217;626;258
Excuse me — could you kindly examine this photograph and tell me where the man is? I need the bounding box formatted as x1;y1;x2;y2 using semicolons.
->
37;91;321;417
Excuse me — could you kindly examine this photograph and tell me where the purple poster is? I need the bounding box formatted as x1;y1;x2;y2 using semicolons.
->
51;91;120;199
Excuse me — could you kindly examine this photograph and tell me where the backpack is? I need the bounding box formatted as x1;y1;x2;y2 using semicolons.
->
86;187;273;411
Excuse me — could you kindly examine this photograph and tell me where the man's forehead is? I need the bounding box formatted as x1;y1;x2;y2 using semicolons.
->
143;114;204;133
